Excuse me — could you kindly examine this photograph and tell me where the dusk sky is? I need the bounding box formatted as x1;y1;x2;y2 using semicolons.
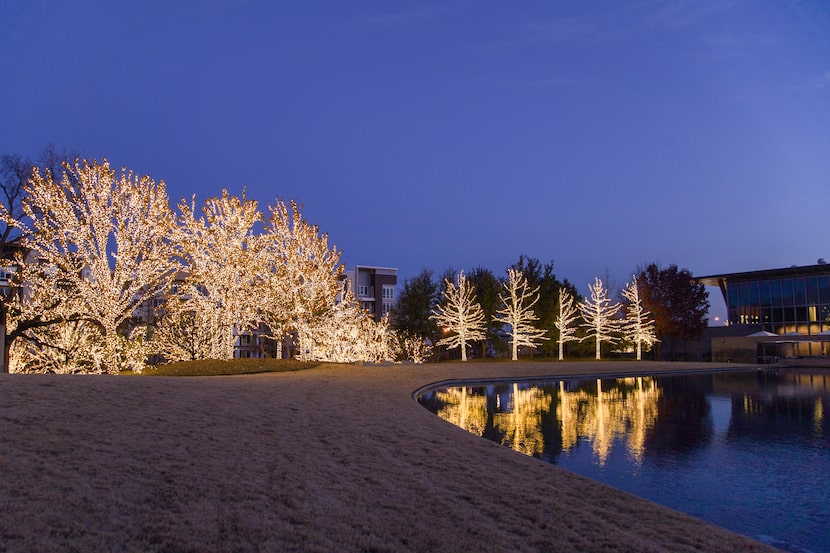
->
2;1;829;322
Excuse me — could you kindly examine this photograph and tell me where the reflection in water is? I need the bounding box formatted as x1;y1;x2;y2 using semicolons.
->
418;369;830;553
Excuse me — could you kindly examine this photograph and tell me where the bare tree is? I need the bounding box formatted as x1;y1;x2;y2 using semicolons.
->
497;268;548;361
554;287;580;361
579;277;621;360
621;275;658;360
431;270;486;361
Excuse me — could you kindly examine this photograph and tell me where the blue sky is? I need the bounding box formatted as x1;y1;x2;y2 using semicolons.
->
2;1;829;322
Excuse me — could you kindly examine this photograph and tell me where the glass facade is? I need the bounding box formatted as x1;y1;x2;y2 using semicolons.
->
727;275;830;335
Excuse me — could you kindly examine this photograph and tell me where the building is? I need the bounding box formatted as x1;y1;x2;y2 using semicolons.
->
698;262;830;362
340;265;397;322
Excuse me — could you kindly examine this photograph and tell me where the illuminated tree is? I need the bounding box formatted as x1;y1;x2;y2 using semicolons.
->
579;277;621;360
497;268;547;361
397;330;432;363
260;198;343;358
431;270;486;361
621;275;658;360
0;147;80;373
15;159;179;373
555;287;580;361
510;255;562;356
295;283;396;363
150;287;226;361
176;190;262;359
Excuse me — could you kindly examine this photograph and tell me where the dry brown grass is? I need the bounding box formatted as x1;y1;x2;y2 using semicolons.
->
0;361;779;552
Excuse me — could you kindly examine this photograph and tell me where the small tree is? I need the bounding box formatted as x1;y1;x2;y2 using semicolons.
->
391;268;439;345
397;330;432;363
497;268;548;361
579;277;621;360
554;287;580;360
621;275;658;360
431;271;486;361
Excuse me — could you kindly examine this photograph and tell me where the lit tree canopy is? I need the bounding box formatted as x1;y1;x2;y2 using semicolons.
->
176;189;262;360
497;268;548;361
579;277;621;360
15;159;179;373
260;198;343;357
431;270;486;361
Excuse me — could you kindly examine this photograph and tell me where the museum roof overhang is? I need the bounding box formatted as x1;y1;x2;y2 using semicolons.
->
697;263;830;287
696;263;830;303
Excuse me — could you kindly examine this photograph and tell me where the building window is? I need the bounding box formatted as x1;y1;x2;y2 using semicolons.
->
382;302;392;314
382;285;394;300
358;285;369;297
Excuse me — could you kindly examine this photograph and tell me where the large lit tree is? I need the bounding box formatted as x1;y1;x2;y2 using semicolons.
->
176;190;262;359
621;275;658;361
431;270;486;361
554;287;580;361
260;198;342;358
579;277;621;360
15;159;179;373
497;268;547;361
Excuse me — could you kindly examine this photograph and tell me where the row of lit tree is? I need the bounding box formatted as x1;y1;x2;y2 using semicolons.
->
392;260;710;361
429;269;657;361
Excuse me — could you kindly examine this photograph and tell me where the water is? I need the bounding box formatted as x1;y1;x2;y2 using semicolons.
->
417;369;830;553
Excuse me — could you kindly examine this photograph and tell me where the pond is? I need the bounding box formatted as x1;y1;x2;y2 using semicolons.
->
417;368;830;553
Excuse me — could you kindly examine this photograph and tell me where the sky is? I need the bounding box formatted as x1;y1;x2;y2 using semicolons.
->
2;0;830;323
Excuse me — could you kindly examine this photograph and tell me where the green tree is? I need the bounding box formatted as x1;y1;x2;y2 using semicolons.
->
467;266;504;357
391;268;439;345
636;263;709;360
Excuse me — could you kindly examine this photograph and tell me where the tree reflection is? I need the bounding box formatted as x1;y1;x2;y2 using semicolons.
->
427;377;662;465
492;383;553;457
558;377;660;465
434;387;489;436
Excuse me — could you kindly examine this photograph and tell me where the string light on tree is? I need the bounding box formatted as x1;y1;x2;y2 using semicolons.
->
578;277;621;361
430;270;486;362
554;287;580;361
497;268;548;361
621;275;658;361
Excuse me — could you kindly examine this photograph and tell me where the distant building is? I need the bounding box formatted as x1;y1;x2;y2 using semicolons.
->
340;265;397;322
698;263;830;362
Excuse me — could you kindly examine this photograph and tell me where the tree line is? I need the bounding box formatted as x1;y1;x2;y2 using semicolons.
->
391;256;709;362
1;147;710;372
0;152;396;373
